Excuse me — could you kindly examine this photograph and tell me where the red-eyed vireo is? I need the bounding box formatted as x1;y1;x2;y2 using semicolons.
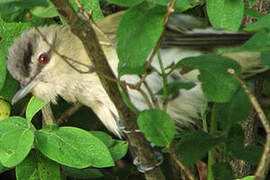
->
7;11;263;137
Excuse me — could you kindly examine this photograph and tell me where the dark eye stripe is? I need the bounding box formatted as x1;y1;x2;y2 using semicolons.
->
22;42;33;77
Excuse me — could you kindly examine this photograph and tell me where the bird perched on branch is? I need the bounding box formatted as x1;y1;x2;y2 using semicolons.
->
7;11;262;137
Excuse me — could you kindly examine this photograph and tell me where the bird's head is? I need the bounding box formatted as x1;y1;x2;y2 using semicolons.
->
7;25;90;104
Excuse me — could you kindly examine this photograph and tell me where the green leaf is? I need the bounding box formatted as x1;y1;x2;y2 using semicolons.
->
137;109;175;147
0;117;35;167
222;32;270;53
212;162;233;180
0;162;8;174
146;0;200;12
109;140;128;161
212;87;252;131
91;131;128;161
105;0;144;7
261;53;270;67
16;149;61;180
62;166;104;179
0;73;18;101
225;125;245;155
26;97;46;121
244;13;270;32
244;8;263;20
117;3;166;75
30;0;58;18
90;131;114;147
35;126;114;168
68;0;103;20
0;0;48;16
236;176;255;180
206;0;244;31
178;55;241;102
157;82;196;96
175;131;224;165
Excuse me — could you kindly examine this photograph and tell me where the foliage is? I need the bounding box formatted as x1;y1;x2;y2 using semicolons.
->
0;0;269;179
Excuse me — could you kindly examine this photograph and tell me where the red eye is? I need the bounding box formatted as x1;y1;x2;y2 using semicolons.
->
38;53;50;64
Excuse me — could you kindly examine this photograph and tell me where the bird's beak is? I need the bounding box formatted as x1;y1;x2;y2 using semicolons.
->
11;78;37;105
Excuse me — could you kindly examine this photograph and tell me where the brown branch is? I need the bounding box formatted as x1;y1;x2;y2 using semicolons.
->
228;69;270;180
49;0;166;179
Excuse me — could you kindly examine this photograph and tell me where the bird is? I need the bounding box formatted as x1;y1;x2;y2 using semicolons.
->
7;11;263;137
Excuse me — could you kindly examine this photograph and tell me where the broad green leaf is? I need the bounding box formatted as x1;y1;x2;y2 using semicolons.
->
0;116;35;135
30;0;58;18
35;126;114;168
157;82;195;96
117;3;166;75
62;166;104;179
109;140;128;161
0;128;34;167
206;0;244;31
212;162;233;180
16;149;61;180
236;176;255;180
26;97;46;121
175;131;224;165
138;109;175;147
105;0;143;6
244;13;270;32
178;55;241;102
212;87;252;131
0;0;48;16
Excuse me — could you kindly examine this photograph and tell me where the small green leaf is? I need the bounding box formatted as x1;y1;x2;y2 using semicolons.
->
244;13;270;32
26;97;46;121
138;109;175;147
213;87;252;131
0;122;34;167
175;131;224;165
91;131;128;161
62;166;104;179
206;0;244;31
117;3;166;75
157;82;196;96
30;0;58;18
212;162;233;180
0;73;18;101
16;149;61;180
178;55;241;102
110;140;128;161
244;8;263;20
35;126;114;168
225;125;245;154
223;32;270;53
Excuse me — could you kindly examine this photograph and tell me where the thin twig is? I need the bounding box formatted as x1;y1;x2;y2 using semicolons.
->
143;80;160;109
228;68;270;180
